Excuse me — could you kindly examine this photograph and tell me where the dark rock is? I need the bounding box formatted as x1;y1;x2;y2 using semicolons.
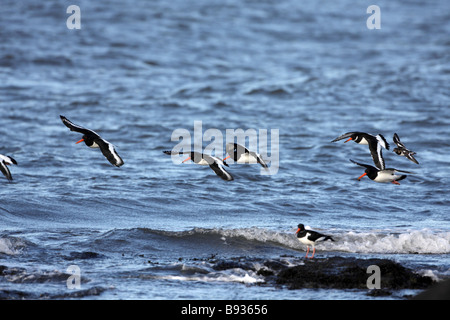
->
257;268;274;277
276;257;434;290
65;251;103;260
0;289;33;300
367;289;392;297
0;265;7;275
212;259;255;271
264;259;287;271
412;278;450;300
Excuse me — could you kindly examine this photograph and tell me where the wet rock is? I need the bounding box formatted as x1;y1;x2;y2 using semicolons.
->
367;288;392;297
52;286;107;299
256;268;274;277
412;278;450;300
0;289;33;300
275;257;435;291
212;259;255;271
65;251;104;260
0;265;7;275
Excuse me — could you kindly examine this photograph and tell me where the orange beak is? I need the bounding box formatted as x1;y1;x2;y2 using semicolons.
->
182;156;191;163
357;172;367;180
76;138;84;144
296;228;300;234
344;137;353;143
223;155;231;161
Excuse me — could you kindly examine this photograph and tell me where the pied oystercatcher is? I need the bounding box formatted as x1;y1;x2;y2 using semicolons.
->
60;115;124;167
331;132;389;170
296;224;334;259
223;143;268;168
0;154;17;182
350;159;411;185
163;150;233;181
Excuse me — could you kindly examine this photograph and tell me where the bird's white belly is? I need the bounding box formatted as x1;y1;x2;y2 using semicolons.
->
358;137;369;145
197;158;210;166
90;142;100;148
237;153;258;164
374;171;394;183
297;233;315;246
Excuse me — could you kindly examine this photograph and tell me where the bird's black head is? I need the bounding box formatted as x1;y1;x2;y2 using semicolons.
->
358;167;379;181
393;147;402;155
297;224;305;232
224;143;240;162
344;133;360;143
184;152;207;164
76;134;95;147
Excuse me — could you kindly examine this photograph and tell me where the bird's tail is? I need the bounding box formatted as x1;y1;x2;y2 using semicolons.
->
324;236;335;242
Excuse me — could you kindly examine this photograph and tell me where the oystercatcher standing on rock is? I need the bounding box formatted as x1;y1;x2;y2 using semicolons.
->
295;224;334;259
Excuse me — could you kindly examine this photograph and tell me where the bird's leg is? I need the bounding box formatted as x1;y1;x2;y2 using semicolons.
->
391;180;400;185
309;247;315;259
305;246;310;258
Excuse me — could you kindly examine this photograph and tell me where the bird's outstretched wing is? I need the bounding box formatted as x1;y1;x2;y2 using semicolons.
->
384;168;413;174
60;115;99;136
254;152;269;169
369;136;387;170
393;133;405;149
0;160;13;181
406;153;419;165
97;139;124;167
209;161;234;181
349;159;378;171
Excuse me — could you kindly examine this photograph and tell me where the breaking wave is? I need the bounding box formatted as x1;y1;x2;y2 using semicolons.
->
162;227;450;255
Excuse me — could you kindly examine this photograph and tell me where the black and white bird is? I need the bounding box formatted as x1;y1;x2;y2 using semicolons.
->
163;150;233;181
295;224;334;259
0;154;17;182
60;115;124;167
331;132;390;170
223;143;268;169
393;133;419;165
350;159;411;185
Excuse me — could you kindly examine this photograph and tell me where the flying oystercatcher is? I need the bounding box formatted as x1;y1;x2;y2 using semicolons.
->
296;224;334;259
331;132;390;170
163;150;233;181
393;133;419;165
350;159;411;185
223;143;268;169
0;154;17;182
60;115;124;167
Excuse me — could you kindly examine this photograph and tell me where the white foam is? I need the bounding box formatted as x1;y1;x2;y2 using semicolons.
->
156;268;265;284
205;227;450;255
0;237;26;255
331;229;450;254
